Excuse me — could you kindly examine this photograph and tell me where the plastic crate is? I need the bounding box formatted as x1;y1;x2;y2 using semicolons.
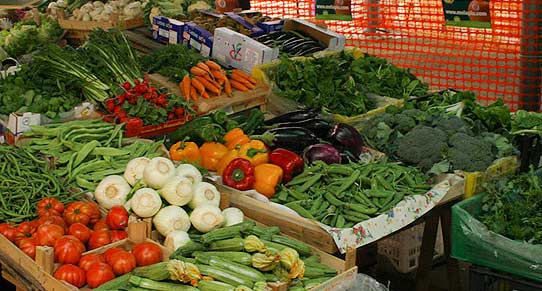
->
469;265;542;291
377;221;444;273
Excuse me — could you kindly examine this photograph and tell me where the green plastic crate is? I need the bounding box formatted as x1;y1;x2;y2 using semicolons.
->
451;195;542;282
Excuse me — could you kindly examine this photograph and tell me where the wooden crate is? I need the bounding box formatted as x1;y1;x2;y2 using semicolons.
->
57;10;145;39
147;73;269;115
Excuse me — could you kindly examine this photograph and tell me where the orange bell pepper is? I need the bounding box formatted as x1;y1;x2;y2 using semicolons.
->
224;128;250;150
239;140;269;166
169;140;202;163
253;163;283;198
216;148;240;176
199;142;228;171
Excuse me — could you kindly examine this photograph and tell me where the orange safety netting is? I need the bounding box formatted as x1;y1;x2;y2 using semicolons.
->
250;0;542;110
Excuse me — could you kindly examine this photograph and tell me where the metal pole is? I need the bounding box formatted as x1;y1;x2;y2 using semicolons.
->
519;0;542;111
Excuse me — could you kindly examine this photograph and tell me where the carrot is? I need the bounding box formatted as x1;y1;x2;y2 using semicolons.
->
205;60;221;71
224;78;232;96
230;73;255;89
211;70;228;82
190;66;208;77
230;79;249;92
190;86;198;101
232;69;257;84
196;76;221;95
216;77;225;86
191;77;206;95
197;62;213;77
180;75;191;101
201;90;210;99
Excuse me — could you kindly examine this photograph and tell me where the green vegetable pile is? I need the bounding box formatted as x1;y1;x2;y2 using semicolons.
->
169;109;265;145
480;169;542;244
0;145;75;223
511;110;542;136
270;51;428;116
272;160;430;228
140;44;206;83
363;103;517;174
0;17;63;58
0;61;83;118
21;119;165;192
143;0;214;27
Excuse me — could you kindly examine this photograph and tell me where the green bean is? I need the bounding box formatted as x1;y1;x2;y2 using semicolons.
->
74;140;100;167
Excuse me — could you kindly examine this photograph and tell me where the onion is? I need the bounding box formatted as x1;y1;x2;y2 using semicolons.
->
190;205;224;233
158;176;193;206
222;207;244;227
94;175;131;209
123;157;151;186
130;188;162;218
153;206;191;237
188;182;220;209
143;157;176;189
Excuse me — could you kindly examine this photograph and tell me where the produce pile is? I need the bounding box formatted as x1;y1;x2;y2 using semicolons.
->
269;51;428;116
0;16;63;58
480;169;542;244
363;101;517;174
272;160;430;228
21;119;165;192
47;0;144;22
254;30;326;57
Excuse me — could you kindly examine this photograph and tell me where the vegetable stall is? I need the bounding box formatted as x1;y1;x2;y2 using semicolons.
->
0;2;540;291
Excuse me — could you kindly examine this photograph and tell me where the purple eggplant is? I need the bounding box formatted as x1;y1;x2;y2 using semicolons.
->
303;144;342;164
329;123;365;157
264;109;319;125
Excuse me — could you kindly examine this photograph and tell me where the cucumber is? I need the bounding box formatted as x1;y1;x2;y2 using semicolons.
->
271;235;312;256
193;251;252;266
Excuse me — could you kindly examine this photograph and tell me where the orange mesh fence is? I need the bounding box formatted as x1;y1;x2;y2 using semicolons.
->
250;0;542;110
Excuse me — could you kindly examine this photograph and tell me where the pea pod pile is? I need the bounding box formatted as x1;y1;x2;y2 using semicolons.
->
21;119;165;192
272;160;430;228
0;146;75;223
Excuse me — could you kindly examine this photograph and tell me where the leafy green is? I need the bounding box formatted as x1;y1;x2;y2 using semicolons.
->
140;44;206;83
511;110;542;136
0;17;62;57
480;169;542;244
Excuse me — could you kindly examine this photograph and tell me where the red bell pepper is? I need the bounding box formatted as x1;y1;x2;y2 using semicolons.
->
222;158;255;191
269;148;304;183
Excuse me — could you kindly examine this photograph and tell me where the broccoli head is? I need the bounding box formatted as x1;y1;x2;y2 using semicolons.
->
448;132;497;172
395;125;448;171
433;115;472;135
391;113;416;134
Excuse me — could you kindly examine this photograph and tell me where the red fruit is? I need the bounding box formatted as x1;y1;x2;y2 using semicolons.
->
103;247;125;265
88;230;111;250
18;238;38;259
68;223;92;244
38;215;67;230
109;251;136;275
54;264;86;288
54;235;86;264
110;230;128;243
36;224;65;247
86;263;115;288
79;253;106;272
132;242;162;266
37;197;65;217
93;219;110;231
106;206;129;230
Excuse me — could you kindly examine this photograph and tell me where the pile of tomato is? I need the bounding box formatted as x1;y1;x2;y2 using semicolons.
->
0;198;163;288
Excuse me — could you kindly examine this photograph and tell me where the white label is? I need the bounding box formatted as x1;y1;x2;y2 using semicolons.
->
169;31;178;44
158;28;169;38
190;38;202;50
200;45;211;57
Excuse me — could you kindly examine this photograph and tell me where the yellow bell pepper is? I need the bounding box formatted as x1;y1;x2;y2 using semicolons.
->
224;128;250;150
239;140;269;166
253;163;283;198
199;142;228;171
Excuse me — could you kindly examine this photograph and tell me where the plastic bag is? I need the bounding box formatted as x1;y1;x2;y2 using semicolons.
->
343;274;389;291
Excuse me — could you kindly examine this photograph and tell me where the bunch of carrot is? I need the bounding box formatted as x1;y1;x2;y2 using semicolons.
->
179;60;258;101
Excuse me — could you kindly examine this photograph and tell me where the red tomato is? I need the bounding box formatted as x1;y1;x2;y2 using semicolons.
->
36;224;65;246
63;202;92;226
78;253;106;272
109;251;136;275
68;223;92;244
1;224;20;242
38;215;67;230
132;242;163;266
17;222;37;239
110;230;128;243
106;206;129;230
37;197;65;217
54;235;86;264
0;223;11;234
103;247;125;265
88;230;111;250
92;219;110;231
86;202;101;225
54;264;86;288
18;238;38;259
86;263;115;288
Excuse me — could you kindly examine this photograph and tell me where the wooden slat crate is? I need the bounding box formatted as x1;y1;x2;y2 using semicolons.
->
57;10;145;39
147;73;269;115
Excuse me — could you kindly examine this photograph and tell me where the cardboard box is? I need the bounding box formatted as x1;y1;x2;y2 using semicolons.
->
256;19;285;33
224;12;265;36
167;19;185;44
212;27;279;73
1;102;97;144
152;16;170;43
283;18;345;51
183;22;214;57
